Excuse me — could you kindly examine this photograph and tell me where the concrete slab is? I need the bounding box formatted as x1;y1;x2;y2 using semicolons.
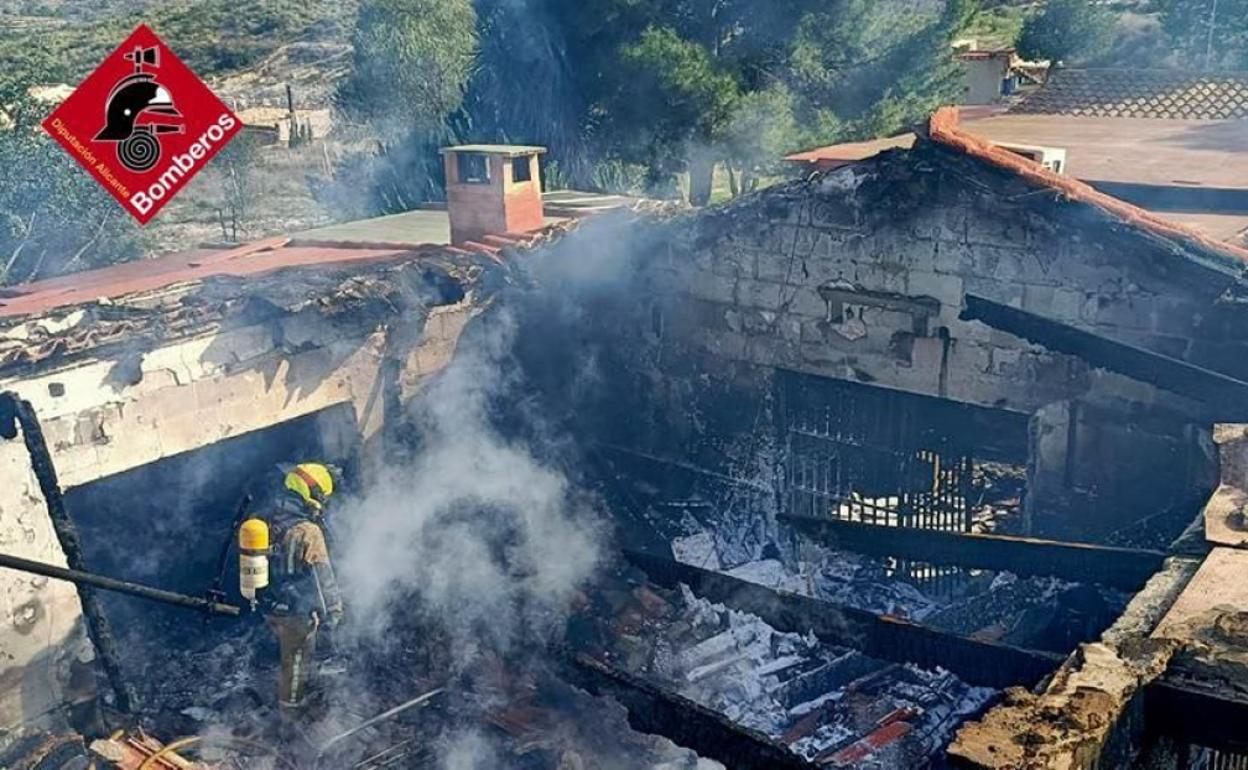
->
295;207;572;245
1155;547;1248;638
296;209;454;245
1204;484;1248;548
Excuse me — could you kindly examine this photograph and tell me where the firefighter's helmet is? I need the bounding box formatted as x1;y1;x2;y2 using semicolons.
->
93;74;181;142
282;463;336;512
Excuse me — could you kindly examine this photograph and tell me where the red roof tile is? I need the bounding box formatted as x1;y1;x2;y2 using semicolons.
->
928;106;1248;264
0;239;425;319
1012;67;1248;120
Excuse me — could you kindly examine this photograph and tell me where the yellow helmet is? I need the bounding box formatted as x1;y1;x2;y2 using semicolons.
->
284;462;335;511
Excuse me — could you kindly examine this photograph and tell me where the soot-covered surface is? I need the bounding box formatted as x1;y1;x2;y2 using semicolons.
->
672;530;1130;655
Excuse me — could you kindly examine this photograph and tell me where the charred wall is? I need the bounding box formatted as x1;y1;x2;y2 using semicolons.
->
0;257;482;734
516;144;1234;543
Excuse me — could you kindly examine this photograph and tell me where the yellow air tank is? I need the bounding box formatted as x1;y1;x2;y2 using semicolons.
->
238;518;269;608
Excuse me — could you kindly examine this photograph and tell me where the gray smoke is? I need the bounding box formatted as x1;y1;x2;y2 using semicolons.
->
333;306;604;659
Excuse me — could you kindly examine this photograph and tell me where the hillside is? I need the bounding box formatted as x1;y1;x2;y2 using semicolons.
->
0;0;1199;284
0;0;353;99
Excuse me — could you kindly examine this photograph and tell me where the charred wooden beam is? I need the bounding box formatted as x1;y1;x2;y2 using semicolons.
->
0;551;240;616
960;294;1248;415
624;550;1062;690
624;551;1248;758
0;392;137;713
780;514;1165;591
563;650;815;770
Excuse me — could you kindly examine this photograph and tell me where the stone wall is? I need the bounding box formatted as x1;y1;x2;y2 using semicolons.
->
0;298;473;735
521;143;1233;544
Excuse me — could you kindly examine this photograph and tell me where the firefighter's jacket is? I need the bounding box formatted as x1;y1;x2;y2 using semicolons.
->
264;496;344;626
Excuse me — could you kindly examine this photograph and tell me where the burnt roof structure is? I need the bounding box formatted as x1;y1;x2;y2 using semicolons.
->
493;104;1248;767
928;106;1248;266
7;100;1248;770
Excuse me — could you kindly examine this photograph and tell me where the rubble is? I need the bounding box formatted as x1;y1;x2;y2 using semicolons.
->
0;732;90;770
0;249;493;377
574;574;995;767
6;93;1248;770
90;731;213;770
948;554;1201;769
672;530;1129;653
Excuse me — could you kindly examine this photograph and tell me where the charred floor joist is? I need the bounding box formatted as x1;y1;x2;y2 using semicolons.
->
1147;682;1248;754
626;550;1248;761
780;514;1166;591
624;550;1062;690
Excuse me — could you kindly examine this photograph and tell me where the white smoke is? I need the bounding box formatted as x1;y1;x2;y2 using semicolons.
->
440;730;502;770
333;306;604;657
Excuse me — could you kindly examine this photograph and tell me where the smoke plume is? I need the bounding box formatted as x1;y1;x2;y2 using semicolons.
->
333;306;604;661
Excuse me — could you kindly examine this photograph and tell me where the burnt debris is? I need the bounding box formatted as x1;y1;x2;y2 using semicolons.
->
5;125;1248;770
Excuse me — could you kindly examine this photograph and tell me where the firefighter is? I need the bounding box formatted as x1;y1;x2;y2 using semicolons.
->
249;462;345;712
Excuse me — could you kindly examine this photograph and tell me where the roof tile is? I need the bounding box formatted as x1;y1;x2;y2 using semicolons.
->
1012;68;1248;120
928;107;1248;266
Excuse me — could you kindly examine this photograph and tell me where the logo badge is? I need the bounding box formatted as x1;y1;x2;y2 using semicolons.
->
42;24;241;225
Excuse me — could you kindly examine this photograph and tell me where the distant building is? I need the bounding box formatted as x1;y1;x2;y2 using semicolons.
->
1;83;75;130
26;83;74;104
234;106;334;145
786;68;1248;248
951;40;1048;106
968;67;1248;246
956;47;1020;105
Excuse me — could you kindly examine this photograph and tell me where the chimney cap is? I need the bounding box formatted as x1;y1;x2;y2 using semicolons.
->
439;144;547;158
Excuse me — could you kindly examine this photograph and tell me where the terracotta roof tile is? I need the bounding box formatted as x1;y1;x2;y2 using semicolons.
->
1012;68;1248;120
927;106;1248;265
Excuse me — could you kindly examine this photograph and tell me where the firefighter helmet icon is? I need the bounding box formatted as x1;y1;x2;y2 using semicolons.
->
93;45;185;172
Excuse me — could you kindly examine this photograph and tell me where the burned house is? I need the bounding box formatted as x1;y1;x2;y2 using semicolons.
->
531;107;1244;545
1;118;1248;769
509;107;1248;766
0;239;490;728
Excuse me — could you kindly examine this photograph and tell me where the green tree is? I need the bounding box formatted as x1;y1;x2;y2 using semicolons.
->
0;97;145;285
785;0;975;140
619;25;743;204
460;0;600;185
474;0;813;203
337;0;479;137
331;0;480;215
1159;0;1248;70
721;85;799;196
1016;0;1114;64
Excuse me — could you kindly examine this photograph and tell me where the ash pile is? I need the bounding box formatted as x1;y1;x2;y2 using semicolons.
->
570;568;996;768
670;524;1129;654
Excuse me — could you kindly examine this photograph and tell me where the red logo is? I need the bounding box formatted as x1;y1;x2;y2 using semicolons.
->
42;24;241;225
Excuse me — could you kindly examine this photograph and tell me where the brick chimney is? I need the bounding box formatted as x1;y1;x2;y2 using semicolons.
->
440;144;546;245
